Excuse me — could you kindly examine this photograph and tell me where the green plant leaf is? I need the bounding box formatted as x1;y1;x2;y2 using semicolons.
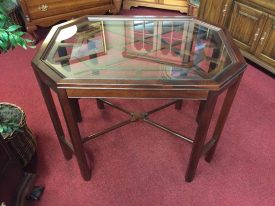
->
14;31;25;37
0;39;7;52
2;125;7;132
5;41;11;51
25;39;33;43
15;36;27;49
9;34;16;46
7;24;21;32
0;7;7;15
0;14;7;20
0;21;4;28
0;31;8;42
0;10;35;53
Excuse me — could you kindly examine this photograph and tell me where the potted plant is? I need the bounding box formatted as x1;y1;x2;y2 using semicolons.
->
0;1;36;166
0;103;36;166
0;0;34;53
0;3;44;203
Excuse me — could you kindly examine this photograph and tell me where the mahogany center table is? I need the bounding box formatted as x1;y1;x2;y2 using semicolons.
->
32;16;247;182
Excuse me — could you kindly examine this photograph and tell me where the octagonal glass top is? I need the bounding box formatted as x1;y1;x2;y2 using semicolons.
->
41;16;237;81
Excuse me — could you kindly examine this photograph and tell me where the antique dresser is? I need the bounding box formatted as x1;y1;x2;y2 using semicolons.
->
17;0;121;43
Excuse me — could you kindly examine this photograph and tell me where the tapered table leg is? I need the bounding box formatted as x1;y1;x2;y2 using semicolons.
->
175;100;183;110
205;76;243;162
34;71;73;160
58;89;91;181
69;98;82;122
96;99;105;110
185;92;218;182
196;101;205;123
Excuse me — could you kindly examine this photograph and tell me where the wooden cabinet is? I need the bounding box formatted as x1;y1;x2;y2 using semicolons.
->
228;2;267;53
198;0;233;27
254;14;275;67
228;1;275;73
18;0;120;43
123;0;188;13
198;0;275;74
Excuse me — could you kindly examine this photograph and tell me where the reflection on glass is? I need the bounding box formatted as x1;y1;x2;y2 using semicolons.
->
144;21;154;51
133;21;154;51
43;19;233;81
160;21;186;57
134;21;143;50
56;25;78;42
161;21;172;55
48;21;106;70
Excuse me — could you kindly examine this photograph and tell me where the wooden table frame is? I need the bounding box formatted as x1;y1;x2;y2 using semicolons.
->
32;16;247;182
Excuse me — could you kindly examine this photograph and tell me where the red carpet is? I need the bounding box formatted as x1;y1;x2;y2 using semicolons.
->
1;7;275;206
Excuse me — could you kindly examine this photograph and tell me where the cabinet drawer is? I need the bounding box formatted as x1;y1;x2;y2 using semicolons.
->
26;0;112;20
163;0;188;6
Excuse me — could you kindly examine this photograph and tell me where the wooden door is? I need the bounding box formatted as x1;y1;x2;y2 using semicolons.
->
254;15;275;67
228;2;268;53
198;0;233;27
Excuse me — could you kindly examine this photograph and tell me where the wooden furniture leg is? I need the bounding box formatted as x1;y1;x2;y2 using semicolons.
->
175;100;183;110
185;92;218;182
96;99;105;110
196;101;205;123
34;71;73;160
69;99;82;122
205;75;243;162
111;0;122;14
26;25;39;45
58;90;92;181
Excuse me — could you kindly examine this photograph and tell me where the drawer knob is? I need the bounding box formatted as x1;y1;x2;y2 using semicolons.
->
38;4;49;12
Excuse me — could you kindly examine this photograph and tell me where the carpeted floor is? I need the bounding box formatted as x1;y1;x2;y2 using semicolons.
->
1;7;275;206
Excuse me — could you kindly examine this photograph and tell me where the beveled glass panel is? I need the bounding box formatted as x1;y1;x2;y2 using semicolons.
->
43;18;234;81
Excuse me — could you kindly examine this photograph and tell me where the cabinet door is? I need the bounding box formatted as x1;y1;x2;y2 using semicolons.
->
254;15;275;67
228;2;267;53
198;0;233;27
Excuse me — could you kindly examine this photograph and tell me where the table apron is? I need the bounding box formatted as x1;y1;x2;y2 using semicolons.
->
64;88;209;100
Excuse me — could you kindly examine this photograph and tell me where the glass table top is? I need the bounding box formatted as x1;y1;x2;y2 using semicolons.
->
42;17;235;81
